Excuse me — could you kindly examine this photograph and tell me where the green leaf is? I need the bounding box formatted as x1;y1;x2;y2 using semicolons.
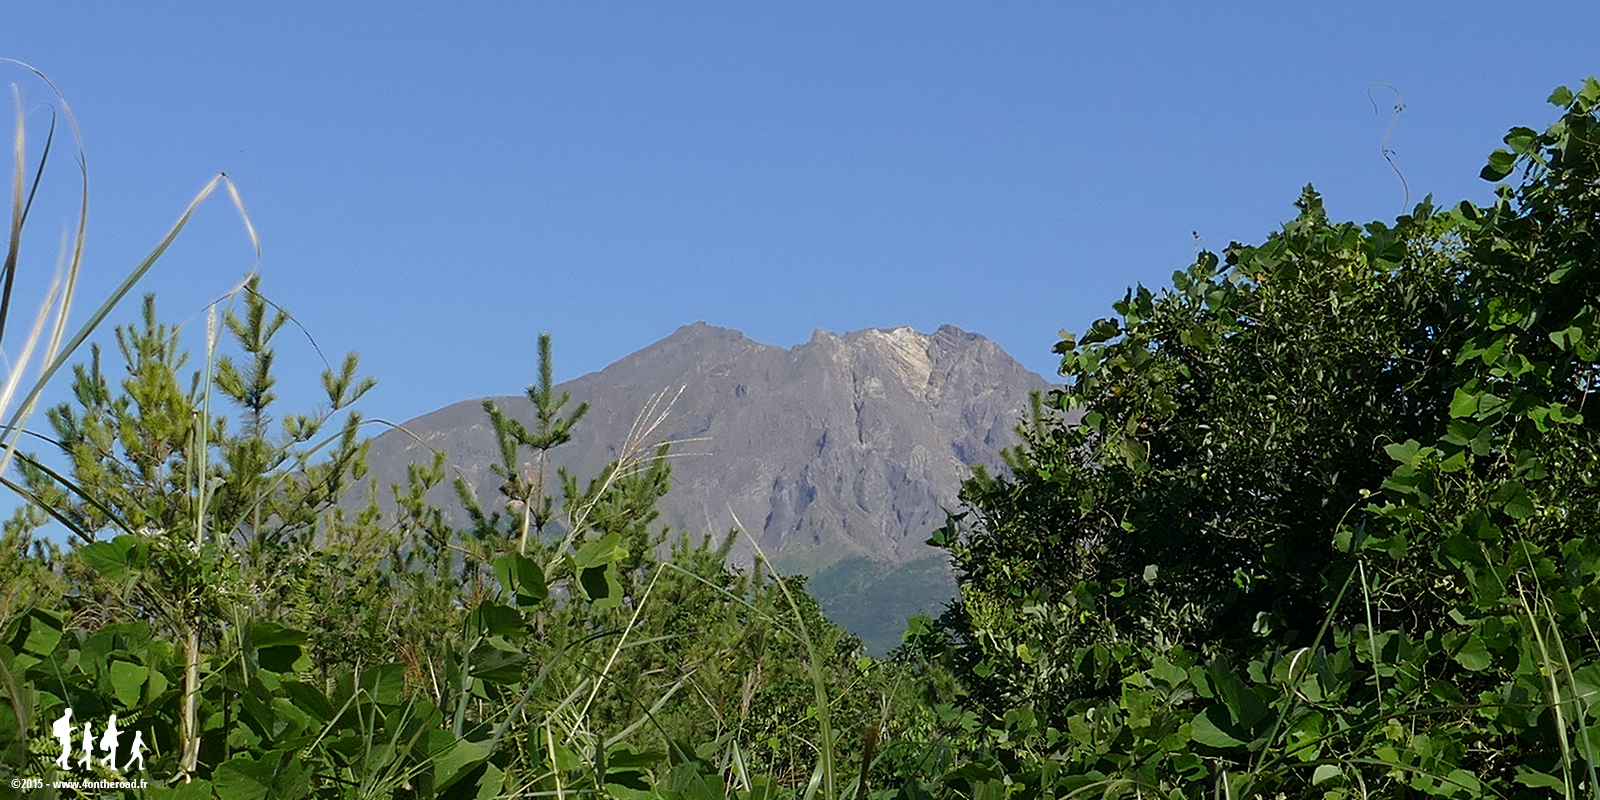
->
213;753;279;800
77;534;138;583
147;781;213;800
1207;663;1268;729
1119;437;1149;473
604;781;653;800
1443;419;1478;445
1550;325;1584;350
1504;126;1539;155
472;763;505;800
1444;770;1481;795
108;660;148;707
606;745;666;770
1514;766;1567;790
434;739;488;792
1570;663;1600;702
1311;764;1342;786
1579;77;1600;106
1550;85;1576;107
248;622;307;649
257;645;302;673
358;662;407;704
283;681;336;724
16;609;64;657
148;666;169;698
1481;149;1516;181
1332;526;1353;553
903;614;933;642
573;531;626;569
269;696;316;735
493;551;549;605
1531;402;1583;430
1190;706;1247;749
1080;318;1121;346
1490;481;1534;519
1383;439;1423;465
470;601;524;637
1476;392;1508;418
579;564;624;609
468;644;527;685
1453;634;1492;671
1449;389;1478;419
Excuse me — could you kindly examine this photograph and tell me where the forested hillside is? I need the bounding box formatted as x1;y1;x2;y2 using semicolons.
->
3;77;1600;799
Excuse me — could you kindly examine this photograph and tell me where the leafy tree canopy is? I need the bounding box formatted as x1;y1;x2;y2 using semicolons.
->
921;78;1600;796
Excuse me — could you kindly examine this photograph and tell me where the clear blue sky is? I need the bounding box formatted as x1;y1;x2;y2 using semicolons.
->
2;3;1598;427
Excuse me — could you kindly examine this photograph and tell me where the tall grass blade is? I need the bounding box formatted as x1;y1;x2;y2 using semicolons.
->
578;560;666;720
3;84;27;345
0;269;63;474
1;89;56;349
1517;578;1580;799
2;170;259;443
1548;612;1600;799
733;513;837;800
1358;560;1383;710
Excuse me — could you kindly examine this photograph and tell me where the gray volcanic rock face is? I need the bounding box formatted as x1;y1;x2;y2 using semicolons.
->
359;322;1051;652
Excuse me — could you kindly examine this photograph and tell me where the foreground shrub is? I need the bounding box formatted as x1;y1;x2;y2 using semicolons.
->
919;79;1600;798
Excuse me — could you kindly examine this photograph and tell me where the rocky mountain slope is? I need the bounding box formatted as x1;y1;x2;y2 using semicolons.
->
359;322;1052;653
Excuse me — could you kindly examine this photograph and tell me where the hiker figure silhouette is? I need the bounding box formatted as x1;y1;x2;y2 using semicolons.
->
99;714;121;770
125;730;147;773
78;722;93;770
51;708;73;769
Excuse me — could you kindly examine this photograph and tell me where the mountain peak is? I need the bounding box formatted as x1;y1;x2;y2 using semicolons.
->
934;322;980;341
360;322;1051;654
663;320;748;343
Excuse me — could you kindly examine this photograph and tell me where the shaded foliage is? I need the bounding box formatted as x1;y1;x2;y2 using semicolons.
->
915;78;1600;797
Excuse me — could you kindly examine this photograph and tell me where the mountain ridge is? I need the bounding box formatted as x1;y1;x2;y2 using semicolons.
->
359;321;1052;652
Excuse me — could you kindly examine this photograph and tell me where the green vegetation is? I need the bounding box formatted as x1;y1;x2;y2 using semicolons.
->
3;70;1600;798
913;78;1600;797
807;556;956;658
